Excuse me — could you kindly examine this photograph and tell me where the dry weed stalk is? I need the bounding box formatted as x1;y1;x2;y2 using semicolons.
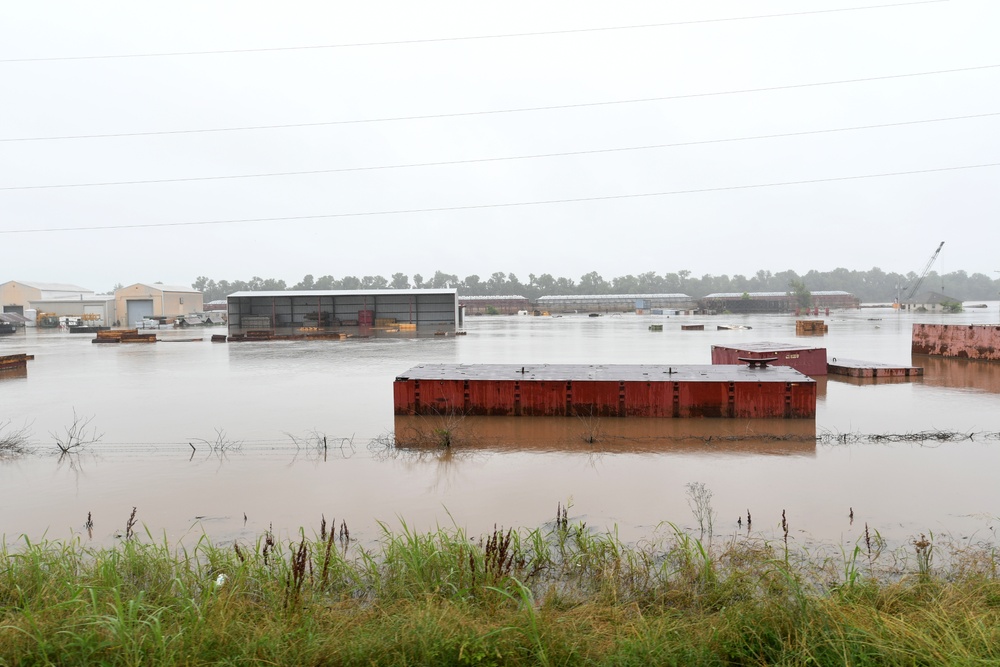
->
286;430;355;461
263;524;276;566
0;419;33;457
685;482;716;539
50;410;102;454
124;507;137;541
191;428;242;458
285;537;309;607
320;525;336;586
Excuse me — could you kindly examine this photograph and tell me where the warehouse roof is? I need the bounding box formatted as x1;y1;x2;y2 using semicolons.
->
2;280;92;292
537;293;691;301
227;288;457;298
458;295;527;301
703;291;855;298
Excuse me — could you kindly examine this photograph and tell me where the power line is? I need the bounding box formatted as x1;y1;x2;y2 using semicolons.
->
3;111;997;191
0;1;948;63
2;161;995;235
3;63;995;143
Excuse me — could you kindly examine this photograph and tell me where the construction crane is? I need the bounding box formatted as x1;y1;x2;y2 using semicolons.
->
897;241;945;306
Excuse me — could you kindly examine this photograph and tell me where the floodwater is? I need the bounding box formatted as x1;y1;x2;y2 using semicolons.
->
2;305;1000;554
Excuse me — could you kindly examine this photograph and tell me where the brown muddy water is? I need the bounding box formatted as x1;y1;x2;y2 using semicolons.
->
2;306;1000;554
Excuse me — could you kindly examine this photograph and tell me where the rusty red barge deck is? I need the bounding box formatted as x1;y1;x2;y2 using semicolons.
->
393;364;816;419
711;342;828;376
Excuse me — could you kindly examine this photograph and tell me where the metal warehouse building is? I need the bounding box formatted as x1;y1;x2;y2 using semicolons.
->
536;293;696;313
459;295;530;315
226;289;459;335
700;291;860;313
114;283;204;326
1;281;94;315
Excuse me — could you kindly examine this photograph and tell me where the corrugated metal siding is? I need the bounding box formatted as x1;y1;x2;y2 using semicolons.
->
227;291;457;333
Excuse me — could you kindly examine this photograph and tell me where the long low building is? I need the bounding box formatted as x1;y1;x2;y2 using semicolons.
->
700;291;860;313
1;281;94;315
536;293;696;313
459;295;530;315
29;296;117;327
227;289;459;335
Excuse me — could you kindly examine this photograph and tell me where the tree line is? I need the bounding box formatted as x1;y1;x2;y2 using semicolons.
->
192;268;1000;304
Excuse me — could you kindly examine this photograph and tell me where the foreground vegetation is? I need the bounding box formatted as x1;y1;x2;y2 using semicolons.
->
2;517;999;666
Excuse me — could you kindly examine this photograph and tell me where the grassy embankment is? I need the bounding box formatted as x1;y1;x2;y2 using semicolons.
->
1;514;999;666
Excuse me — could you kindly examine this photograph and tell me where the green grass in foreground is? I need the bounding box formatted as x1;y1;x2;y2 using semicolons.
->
1;520;999;666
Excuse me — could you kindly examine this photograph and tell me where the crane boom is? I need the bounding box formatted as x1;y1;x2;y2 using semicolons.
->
903;241;945;302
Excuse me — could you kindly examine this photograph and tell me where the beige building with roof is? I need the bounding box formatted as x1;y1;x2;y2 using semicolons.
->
1;280;94;315
114;283;203;325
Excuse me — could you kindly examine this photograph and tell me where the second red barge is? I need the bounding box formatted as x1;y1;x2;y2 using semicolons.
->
394;364;816;419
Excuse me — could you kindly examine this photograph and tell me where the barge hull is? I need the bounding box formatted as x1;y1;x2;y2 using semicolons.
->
393;364;815;419
912;324;1000;360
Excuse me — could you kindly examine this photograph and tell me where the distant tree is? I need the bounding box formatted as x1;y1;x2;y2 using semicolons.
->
662;272;681;292
183;266;1000;303
555;276;576;292
293;274;315;290
247;276;286;291
612;274;639;293
340;275;362;290
485;272;508;295
637;271;663;293
731;274;750;291
752;269;772;290
578;271;609;294
314;275;337;290
462;274;482;293
506;273;525;295
430;271;459;289
528;273;556;300
788;279;812;308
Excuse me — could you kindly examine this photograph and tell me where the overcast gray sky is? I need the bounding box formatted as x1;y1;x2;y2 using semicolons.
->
1;0;998;291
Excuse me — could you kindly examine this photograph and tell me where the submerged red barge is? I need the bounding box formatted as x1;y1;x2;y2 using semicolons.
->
393;364;816;419
711;342;828;377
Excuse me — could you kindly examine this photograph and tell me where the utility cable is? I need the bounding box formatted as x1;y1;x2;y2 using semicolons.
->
2;63;995;143
1;111;995;191
1;161;995;235
0;1;948;63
